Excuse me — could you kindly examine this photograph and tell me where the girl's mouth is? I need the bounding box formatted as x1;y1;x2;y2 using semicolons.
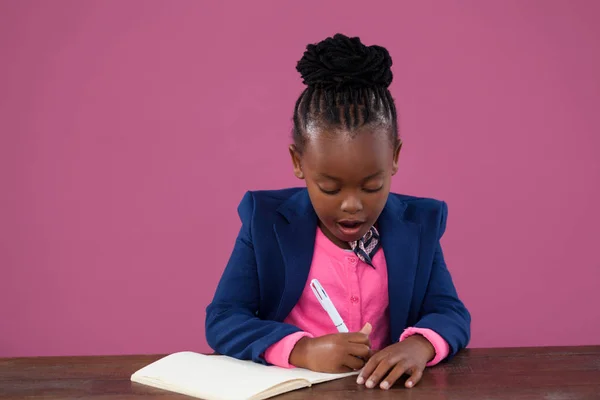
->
336;220;365;238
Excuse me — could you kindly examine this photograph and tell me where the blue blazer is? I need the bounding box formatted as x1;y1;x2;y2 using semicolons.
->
205;188;470;365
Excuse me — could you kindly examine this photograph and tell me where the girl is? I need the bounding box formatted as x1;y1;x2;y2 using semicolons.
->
205;33;470;390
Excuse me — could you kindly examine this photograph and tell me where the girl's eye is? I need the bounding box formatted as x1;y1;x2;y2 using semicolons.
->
363;186;383;193
319;187;340;195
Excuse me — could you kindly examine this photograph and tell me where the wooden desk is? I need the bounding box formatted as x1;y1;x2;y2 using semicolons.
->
1;346;599;399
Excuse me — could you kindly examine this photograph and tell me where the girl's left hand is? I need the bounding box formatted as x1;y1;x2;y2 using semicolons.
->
356;335;435;390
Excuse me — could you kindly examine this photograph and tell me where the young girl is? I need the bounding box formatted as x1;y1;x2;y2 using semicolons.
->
205;33;470;390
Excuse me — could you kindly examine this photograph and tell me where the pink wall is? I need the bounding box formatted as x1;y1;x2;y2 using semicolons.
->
1;0;599;357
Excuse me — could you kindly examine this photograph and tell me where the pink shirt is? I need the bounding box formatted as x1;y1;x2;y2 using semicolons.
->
264;227;449;368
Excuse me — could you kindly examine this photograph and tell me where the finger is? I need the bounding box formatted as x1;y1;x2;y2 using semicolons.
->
346;332;371;347
356;355;379;385
343;354;365;371
359;322;372;336
405;366;424;388
364;358;395;389
379;362;410;390
349;344;371;359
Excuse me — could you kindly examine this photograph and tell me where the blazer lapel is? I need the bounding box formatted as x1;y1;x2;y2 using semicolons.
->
378;195;421;342
273;189;318;321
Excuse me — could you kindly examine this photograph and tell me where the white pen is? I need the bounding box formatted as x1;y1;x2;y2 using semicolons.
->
310;278;349;333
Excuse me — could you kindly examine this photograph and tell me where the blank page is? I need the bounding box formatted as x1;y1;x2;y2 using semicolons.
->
131;352;356;400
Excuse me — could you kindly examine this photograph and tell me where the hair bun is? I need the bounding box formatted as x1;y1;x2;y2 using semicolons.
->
296;33;393;89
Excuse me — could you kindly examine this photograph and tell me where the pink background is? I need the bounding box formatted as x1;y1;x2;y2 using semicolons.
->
1;1;599;357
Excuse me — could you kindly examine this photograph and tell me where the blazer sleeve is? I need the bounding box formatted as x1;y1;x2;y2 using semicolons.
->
413;201;471;358
205;192;302;365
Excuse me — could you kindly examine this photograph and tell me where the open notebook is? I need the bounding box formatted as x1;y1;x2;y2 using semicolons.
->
131;351;359;400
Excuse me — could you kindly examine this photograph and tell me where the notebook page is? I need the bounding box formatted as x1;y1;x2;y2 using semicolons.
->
132;352;309;400
284;366;360;384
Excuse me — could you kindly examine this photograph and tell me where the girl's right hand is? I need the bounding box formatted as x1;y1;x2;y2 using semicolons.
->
289;323;372;373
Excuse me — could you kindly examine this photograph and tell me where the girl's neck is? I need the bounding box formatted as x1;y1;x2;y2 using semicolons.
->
318;220;351;250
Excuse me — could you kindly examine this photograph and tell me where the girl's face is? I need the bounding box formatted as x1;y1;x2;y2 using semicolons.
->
290;126;400;249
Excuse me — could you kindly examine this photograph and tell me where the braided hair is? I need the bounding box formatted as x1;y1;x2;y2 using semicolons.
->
293;34;399;152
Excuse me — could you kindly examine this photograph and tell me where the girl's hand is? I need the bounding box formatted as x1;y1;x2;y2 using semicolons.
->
289;323;372;373
356;335;435;390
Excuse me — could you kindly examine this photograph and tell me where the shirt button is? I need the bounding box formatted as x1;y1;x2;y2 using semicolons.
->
350;296;359;303
348;257;357;265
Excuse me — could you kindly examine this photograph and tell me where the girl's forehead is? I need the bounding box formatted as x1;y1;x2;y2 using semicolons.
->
302;130;394;175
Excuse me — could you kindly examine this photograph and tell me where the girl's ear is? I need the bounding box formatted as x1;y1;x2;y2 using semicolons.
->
391;140;402;176
289;144;304;179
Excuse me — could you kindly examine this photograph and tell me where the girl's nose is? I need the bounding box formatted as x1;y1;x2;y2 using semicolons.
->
341;195;363;214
